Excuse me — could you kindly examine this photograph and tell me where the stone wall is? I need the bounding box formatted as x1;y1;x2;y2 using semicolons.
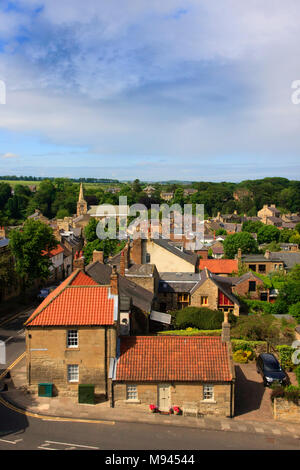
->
26;326;116;398
113;382;233;417
273;398;300;423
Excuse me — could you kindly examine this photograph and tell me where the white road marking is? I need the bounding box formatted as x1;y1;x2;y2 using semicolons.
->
38;440;100;450
46;440;100;449
0;438;23;444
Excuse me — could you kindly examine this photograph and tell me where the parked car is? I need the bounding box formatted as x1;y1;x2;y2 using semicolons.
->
37;285;57;301
256;353;289;386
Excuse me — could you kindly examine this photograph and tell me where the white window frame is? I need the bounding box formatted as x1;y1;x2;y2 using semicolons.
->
126;384;138;401
67;330;78;348
203;384;214;401
67;364;79;383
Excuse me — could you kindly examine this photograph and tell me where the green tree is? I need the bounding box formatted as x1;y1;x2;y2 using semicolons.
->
288;302;300;322
9;219;57;290
223;232;258;259
84;218;99;242
257;225;280;244
242;220;264;233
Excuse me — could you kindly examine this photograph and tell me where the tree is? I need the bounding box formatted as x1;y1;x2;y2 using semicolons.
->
223;232;258;259
84;218;99;242
0;251;17;298
215;228;227;236
0;182;11;210
231;315;280;344
257;225;280;244
242;220;264;233
288;302;300;322
9;219;57;289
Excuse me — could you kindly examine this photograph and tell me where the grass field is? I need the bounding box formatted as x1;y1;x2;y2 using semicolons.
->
0;180;122;190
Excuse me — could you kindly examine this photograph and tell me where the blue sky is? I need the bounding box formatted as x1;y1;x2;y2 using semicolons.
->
0;0;299;181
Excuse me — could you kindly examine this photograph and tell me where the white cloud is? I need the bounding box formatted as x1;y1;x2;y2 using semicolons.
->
1;152;19;159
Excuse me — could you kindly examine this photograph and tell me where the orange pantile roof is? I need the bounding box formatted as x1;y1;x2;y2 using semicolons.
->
199;259;238;274
42;245;64;257
116;336;232;382
25;269;115;327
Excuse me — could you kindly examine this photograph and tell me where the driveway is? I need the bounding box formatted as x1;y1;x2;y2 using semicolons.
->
234;362;274;422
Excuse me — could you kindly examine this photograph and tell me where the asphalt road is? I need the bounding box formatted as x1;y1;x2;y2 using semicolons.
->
0;307;33;370
0;400;300;450
0;307;299;451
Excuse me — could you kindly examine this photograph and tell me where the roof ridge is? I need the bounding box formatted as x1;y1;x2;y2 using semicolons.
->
25;269;81;326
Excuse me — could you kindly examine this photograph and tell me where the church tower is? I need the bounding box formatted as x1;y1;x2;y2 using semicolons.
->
77;183;88;217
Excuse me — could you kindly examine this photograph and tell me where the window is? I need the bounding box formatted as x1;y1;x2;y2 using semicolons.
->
201;296;208;306
248;281;256;292
258;264;266;273
203;384;214;401
249;264;256;272
67;330;78;348
146;253;151;263
67;364;79;382
126;385;138;400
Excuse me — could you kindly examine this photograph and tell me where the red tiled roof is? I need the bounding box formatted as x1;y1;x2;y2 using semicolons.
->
199;259;238;274
70;271;99;286
42;245;64;257
25;269;115;327
116;336;232;382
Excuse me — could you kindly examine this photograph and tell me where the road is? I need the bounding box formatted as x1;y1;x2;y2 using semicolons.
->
0;307;299;451
0;400;299;450
0;307;33;370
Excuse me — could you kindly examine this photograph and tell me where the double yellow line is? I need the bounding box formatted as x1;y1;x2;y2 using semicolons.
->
0;353;115;425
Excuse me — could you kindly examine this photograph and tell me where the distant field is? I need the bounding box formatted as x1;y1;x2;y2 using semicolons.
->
0;180;121;190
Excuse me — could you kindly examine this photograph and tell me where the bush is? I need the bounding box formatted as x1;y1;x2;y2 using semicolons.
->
241;299;274;315
284;385;300;403
231;339;266;354
295;365;300;387
276;345;294;371
231;314;280;343
173;307;233;330
233;349;253;363
157;329;222;336
270;384;285;401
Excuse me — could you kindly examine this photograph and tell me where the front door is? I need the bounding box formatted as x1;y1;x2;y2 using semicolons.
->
158;384;171;412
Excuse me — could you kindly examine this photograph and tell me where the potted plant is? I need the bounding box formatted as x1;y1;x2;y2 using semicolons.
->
149;404;157;413
173;406;181;415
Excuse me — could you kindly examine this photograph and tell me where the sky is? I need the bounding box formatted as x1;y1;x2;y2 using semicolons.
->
0;0;300;182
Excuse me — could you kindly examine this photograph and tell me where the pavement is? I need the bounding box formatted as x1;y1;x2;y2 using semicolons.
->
1;355;300;442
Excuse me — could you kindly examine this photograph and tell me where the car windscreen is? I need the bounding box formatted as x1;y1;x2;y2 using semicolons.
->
263;360;281;371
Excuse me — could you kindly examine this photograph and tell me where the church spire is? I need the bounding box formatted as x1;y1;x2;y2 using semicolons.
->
77;183;88;217
78;182;85;202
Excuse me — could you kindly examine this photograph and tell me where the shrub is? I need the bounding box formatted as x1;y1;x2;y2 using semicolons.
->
231;339;266;354
231;314;280;344
157;329;222;336
233;349;253;363
295;366;300;387
284;385;300;403
276;345;294;371
270;384;285;402
174;307;228;330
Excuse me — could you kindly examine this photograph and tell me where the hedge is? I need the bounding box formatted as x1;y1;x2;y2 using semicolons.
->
231;339;267;354
157;329;222;336
173;306;237;330
276;345;295;371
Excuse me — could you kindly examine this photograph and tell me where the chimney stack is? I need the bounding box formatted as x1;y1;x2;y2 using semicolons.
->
0;226;5;238
93;250;104;264
237;248;242;261
110;265;118;295
120;250;125;277
265;250;270;260
221;311;231;343
73;250;85;270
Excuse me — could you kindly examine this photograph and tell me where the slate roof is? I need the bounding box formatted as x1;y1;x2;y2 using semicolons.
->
86;261;154;312
152;238;198;266
25;269;116;327
0;237;9;248
115;336;233;382
269;252;300;270
127;264;155;276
